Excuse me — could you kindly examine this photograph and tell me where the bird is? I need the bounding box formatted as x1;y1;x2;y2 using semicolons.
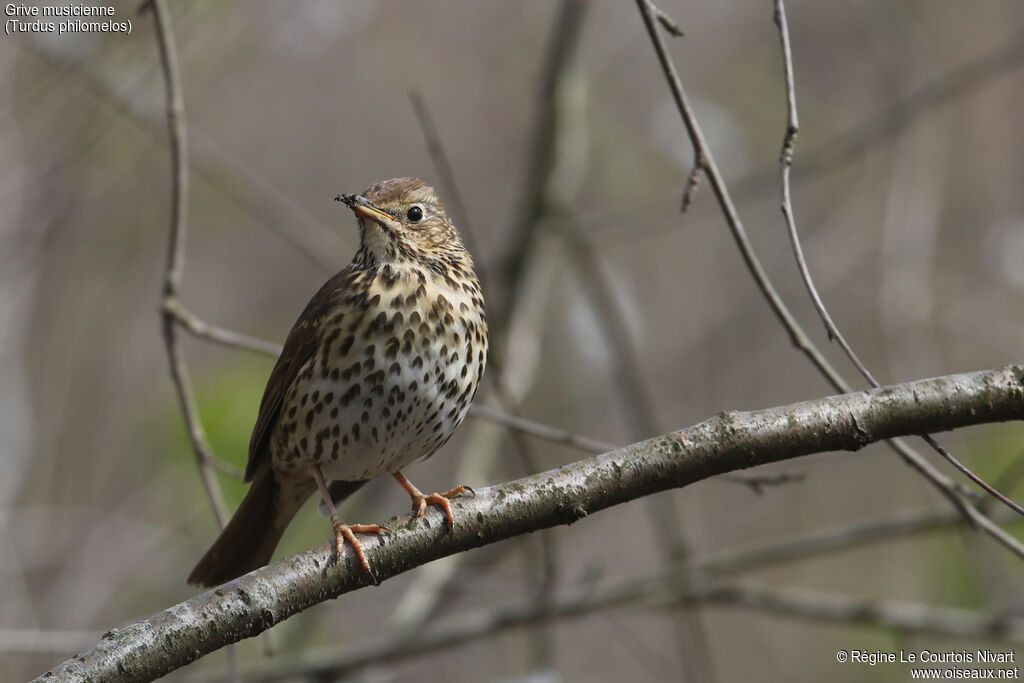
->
188;177;488;587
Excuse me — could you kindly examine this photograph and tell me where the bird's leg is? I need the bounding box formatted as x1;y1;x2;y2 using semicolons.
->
310;464;385;584
392;471;474;533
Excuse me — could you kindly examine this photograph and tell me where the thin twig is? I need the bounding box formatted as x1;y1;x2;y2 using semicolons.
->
533;11;716;671
634;0;1024;559
484;6;590;637
164;298;282;357
982;446;1024;514
772;0;1024;519
680;156;703;211
921;434;1024;516
144;0;228;527
653;3;684;37
703;579;1024;640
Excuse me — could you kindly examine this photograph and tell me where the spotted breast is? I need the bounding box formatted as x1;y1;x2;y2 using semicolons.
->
188;178;487;587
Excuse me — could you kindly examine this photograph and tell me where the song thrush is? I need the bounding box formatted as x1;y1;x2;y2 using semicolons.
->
188;178;487;587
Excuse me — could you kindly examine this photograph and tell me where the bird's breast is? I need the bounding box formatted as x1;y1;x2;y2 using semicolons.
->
272;267;487;482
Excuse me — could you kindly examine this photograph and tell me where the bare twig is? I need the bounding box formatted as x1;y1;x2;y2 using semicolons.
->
634;0;1024;559
921;434;1024;516
983;446;1024;514
204;454;245;481
653;3;684;37
680;156;703;211
163;298;282;357
144;0;228;527
35;364;1024;682
771;0;1024;520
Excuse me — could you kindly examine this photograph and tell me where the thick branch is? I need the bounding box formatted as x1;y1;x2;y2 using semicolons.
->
34;366;1024;682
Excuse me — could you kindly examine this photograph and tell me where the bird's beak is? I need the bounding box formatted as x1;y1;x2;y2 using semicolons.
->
336;193;394;224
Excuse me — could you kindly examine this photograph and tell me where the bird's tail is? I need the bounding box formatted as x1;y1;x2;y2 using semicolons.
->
188;467;299;587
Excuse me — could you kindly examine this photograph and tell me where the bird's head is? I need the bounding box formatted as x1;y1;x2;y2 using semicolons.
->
337;178;470;274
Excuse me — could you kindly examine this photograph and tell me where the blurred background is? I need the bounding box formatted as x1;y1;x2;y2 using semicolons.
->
2;0;1024;681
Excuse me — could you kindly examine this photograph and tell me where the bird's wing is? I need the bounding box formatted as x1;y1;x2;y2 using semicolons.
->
244;266;355;482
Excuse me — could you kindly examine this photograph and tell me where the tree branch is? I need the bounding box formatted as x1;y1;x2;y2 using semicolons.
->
33;365;1024;682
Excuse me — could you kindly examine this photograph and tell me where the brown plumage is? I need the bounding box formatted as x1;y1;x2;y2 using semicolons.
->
188;178;487;587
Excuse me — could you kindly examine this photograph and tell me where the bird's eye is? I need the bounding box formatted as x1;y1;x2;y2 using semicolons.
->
407;206;423;222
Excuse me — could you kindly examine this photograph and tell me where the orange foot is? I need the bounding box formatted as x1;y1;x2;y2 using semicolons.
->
330;518;387;584
392;471;475;532
310;464;387;584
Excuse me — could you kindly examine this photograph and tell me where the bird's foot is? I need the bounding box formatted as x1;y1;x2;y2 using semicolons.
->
392;471;474;533
410;485;475;532
330;517;387;585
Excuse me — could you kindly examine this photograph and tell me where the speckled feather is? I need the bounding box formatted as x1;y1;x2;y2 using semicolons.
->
188;178;487;587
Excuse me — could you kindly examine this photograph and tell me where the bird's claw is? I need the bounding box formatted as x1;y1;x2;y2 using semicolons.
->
330;518;386;585
410;486;473;533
